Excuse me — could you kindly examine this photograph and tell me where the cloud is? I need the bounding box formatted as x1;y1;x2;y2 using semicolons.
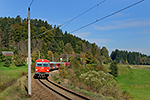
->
93;19;150;31
85;38;114;46
74;32;91;38
139;29;150;34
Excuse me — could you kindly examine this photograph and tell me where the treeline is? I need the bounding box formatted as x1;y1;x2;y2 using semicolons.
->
111;49;150;65
0;15;110;66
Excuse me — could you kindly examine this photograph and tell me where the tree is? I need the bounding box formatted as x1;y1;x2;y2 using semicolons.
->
47;50;53;62
54;52;59;62
63;43;74;54
0;51;4;62
39;26;54;44
58;40;64;54
31;49;38;62
75;40;83;54
85;50;93;64
14;54;24;67
49;41;59;53
92;43;97;56
110;60;118;77
101;46;109;63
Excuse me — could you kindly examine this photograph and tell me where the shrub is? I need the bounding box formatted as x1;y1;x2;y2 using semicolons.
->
31;63;35;73
69;58;81;70
4;59;10;67
14;54;25;67
3;57;12;67
79;70;120;99
59;65;68;78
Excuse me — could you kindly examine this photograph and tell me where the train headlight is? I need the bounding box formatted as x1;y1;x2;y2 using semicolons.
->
47;69;49;72
36;69;38;71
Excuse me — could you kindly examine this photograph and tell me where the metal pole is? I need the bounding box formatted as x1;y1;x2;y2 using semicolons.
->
39;50;40;59
28;7;31;95
67;56;68;62
52;54;54;62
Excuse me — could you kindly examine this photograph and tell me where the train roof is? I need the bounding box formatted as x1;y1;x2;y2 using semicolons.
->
35;59;50;63
50;62;61;64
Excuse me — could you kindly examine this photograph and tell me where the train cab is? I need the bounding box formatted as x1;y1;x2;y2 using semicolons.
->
34;59;50;78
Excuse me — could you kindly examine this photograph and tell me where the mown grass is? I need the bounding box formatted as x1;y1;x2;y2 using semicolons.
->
0;62;28;99
117;65;150;100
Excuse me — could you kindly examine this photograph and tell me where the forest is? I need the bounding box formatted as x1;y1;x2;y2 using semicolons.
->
110;49;150;65
0;15;110;66
0;15;150;66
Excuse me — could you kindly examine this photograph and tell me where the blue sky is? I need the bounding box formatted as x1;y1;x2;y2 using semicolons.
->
0;0;150;56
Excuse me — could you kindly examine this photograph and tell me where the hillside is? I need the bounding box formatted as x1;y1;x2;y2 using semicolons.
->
0;15;110;65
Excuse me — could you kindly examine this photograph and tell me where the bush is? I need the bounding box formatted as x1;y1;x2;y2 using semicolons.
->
70;58;81;70
3;57;12;67
31;63;35;73
79;70;120;99
110;60;118;77
4;60;10;67
59;65;68;78
14;54;25;67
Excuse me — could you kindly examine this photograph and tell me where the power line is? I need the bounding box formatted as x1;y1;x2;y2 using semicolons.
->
69;0;144;33
31;1;106;38
29;0;35;7
61;0;106;29
31;25;62;39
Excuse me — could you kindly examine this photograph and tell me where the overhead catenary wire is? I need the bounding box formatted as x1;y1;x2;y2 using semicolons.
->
61;0;106;29
69;0;145;33
31;25;62;39
29;0;35;7
31;0;106;38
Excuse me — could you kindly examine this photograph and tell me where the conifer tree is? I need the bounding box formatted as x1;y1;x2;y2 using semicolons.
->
110;60;118;77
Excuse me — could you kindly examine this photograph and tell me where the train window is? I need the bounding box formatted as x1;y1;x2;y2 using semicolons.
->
37;63;42;67
43;64;49;67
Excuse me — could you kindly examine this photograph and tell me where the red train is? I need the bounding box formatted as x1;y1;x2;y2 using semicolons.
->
34;59;70;78
34;59;50;78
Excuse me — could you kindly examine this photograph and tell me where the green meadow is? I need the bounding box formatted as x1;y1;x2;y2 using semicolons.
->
0;62;28;99
1;61;150;100
117;65;150;100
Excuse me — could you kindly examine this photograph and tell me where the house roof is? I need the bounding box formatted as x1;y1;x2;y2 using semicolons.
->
2;51;14;56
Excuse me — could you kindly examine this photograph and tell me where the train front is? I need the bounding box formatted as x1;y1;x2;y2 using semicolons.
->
34;59;50;78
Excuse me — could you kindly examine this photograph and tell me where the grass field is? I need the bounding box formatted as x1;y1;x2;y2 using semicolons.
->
117;64;150;100
0;62;28;94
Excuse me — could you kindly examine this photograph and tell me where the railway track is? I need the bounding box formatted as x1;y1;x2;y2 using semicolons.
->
38;78;92;100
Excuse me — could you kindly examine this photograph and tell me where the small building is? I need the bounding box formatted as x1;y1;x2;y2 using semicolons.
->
2;51;14;56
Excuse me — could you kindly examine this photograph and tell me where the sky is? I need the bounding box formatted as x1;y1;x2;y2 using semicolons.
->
0;0;150;56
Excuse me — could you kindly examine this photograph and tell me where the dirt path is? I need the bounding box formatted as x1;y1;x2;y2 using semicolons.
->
129;65;150;69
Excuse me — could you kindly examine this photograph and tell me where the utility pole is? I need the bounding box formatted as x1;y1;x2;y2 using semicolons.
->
39;50;40;59
67;56;68;62
28;7;31;95
52;54;54;62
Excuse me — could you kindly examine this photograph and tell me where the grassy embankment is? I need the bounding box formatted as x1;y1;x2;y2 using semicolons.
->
0;62;28;100
116;64;150;100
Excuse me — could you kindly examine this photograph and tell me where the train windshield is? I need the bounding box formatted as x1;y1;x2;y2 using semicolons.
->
43;63;49;67
37;63;42;67
36;62;49;67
